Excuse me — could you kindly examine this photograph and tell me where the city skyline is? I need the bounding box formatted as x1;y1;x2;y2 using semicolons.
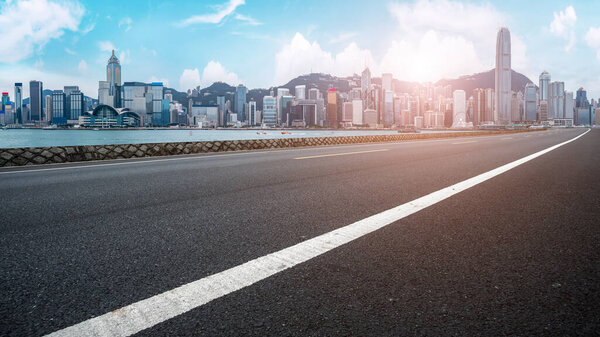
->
0;0;599;99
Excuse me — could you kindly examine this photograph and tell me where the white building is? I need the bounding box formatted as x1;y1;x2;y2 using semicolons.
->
352;99;363;125
382;73;393;92
495;27;511;124
452;90;467;128
295;85;306;100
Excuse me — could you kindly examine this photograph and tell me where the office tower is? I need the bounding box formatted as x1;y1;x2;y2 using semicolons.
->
98;81;110;106
327;89;338;128
69;90;84;120
150;82;164;117
247;100;257;126
495;27;511;124
164;90;173;103
63;85;79;119
484;88;494;122
539;100;548;121
361;67;372;109
262;95;276;126
524;83;537;121
452;90;466;128
29;80;43;123
107;50;121;107
295;85;306;100
52;90;66;124
564;91;574;119
217;96;226;126
575;88;588;108
234;84;247;122
14;83;23;123
539;71;551;102
308;88;319;100
472;89;485;126
382;73;393;92
45;95;53;122
280;95;293;126
548;81;564;120
276;88;289;124
384;90;394;125
352;99;363;125
510;91;521;122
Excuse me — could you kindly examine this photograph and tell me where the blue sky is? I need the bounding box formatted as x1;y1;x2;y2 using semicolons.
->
1;0;599;100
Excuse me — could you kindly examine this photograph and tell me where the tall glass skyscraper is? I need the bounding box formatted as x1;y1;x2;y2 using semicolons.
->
106;50;121;107
29;80;43;123
235;84;247;123
14;83;23;124
539;71;551;102
495;27;511;124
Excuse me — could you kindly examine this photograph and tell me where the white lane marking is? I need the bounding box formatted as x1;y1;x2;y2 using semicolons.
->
294;149;389;160
0;132;536;175
46;129;589;337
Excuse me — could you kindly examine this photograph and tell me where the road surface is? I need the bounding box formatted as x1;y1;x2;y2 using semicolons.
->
1;129;598;336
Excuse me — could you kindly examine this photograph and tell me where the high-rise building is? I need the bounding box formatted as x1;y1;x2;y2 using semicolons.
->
247;100;257;125
235;84;247;122
52;90;66;124
69;90;84;120
548;81;564;120
524;83;537;121
382;73;393;92
484;88;494;122
361;67;372;109
45;95;53;122
384;90;394;125
327;89;338;128
107;50;121;107
262;95;276;126
308;88;319;100
539;100;548;121
217;95;226;126
495;27;511;124
564;91;574;120
539;71;551;102
276;88;290;124
280;95;293;126
352;99;363;125
98;81;110;106
295;85;306;100
575;88;588;108
14;83;23;124
472;89;485;126
452;90;467;128
29;80;43;123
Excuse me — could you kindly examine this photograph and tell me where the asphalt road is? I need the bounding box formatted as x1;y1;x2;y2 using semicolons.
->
1;129;598;336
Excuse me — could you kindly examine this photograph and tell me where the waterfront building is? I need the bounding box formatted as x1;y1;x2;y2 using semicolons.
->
327;89;338;128
44;95;53;122
69;90;84;120
363;108;377;126
524;83;537;121
98;81;110;106
14;83;23;123
342;102;353;124
190;104;219;127
80;105;141;128
235;84;247;122
276;88;290;124
52;90;66;124
247;100;257;126
106;50;121;107
539;71;551;102
575;88;588;108
484;88;494;122
262;95;276;126
352;99;363;125
452;90;467;128
564;91;574;120
382;73;393;92
384;90;394;126
29;80;43;123
472;88;486;126
548;81;565;120
295;85;306;100
495;27;511;124
217;95;226;126
539;100;548;121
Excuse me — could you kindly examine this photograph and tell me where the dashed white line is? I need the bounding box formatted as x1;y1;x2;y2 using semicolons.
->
46;128;589;337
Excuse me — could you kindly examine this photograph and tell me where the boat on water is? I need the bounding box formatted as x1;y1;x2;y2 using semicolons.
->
256;131;267;135
42;125;58;130
281;131;291;134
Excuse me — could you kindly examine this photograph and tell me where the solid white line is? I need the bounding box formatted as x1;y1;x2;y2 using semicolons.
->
0;132;533;175
45;129;588;337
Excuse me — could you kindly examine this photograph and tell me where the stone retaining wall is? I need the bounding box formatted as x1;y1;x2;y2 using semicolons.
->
0;129;543;167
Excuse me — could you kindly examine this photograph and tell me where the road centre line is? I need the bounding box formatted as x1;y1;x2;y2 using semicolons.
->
294;149;388;160
46;128;590;337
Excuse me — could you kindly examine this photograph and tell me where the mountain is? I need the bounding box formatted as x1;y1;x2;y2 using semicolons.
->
435;69;535;95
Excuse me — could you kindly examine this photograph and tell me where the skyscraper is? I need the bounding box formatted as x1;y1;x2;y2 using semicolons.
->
295;85;306;100
495;27;511;124
327;89;338;128
107;50;121;107
382;73;393;92
472;88;486;126
14;83;23;124
276;87;289;124
539;71;551;102
452;90;467;128
234;85;247;123
52;90;66;124
262;95;276;126
548;81;564;120
524;83;537;121
29;80;43;123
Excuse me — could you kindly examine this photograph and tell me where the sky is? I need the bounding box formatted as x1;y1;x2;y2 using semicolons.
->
0;0;599;100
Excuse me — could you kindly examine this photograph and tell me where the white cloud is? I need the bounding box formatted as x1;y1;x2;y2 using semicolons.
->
118;50;130;65
585;27;600;61
149;76;170;88
98;41;115;52
329;32;357;44
233;13;261;26
118;17;132;32
179;0;244;26
179;68;201;91
0;0;85;62
201;61;240;86
34;59;44;68
77;59;87;74
64;47;76;55
550;6;577;51
81;22;95;34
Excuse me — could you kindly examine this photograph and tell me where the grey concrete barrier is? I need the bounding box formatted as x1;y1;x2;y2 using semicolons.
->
0;129;544;167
